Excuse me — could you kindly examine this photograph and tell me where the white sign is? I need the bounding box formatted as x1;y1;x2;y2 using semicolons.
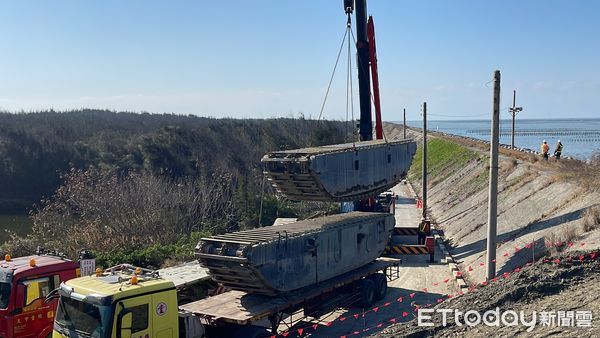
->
156;302;168;316
80;259;96;276
418;308;594;332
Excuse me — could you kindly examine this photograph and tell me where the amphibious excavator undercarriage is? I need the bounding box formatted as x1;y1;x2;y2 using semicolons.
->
261;139;416;202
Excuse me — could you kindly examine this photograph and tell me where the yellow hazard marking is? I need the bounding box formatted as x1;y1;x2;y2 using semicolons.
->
385;245;429;255
393;228;419;235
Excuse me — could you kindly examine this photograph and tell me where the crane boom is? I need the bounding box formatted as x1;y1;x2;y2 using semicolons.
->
368;16;383;140
347;0;373;141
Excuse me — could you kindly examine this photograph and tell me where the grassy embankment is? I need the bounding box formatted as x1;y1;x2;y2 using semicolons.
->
408;138;482;187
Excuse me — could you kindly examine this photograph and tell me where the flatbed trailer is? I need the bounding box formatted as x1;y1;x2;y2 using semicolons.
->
179;257;401;336
51;258;400;338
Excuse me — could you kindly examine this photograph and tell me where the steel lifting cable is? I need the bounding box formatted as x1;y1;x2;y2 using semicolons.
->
318;14;360;148
346;22;356;148
344;25;356;195
345;34;350;143
349;29;389;144
317;24;350;122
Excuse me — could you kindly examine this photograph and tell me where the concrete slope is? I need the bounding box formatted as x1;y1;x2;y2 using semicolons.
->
384;122;600;285
372;123;600;337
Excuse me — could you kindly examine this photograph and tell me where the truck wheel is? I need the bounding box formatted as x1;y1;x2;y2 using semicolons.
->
359;279;376;308
371;273;387;300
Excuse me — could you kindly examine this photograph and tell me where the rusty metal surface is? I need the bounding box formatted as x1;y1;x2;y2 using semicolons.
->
261;139;417;201
195;212;395;295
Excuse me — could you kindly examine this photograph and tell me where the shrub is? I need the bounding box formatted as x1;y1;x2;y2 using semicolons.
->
500;158;518;175
590;150;600;165
29;168;235;258
546;226;580;255
583;206;600;232
94;231;209;269
0;232;39;258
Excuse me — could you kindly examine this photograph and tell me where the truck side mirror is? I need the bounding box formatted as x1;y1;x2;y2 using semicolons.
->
117;311;133;338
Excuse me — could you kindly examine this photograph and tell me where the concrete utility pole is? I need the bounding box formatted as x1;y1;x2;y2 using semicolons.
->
422;102;427;219
508;90;523;150
403;108;407;139
486;70;501;280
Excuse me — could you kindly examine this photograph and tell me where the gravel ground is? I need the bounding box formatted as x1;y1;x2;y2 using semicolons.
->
375;250;600;337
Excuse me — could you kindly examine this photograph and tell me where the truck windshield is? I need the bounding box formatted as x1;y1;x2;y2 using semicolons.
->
0;282;10;309
55;296;112;337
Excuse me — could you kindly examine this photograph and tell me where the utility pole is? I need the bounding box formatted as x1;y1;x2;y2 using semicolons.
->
508;90;523;150
422;102;427;219
403;108;406;139
486;70;501;281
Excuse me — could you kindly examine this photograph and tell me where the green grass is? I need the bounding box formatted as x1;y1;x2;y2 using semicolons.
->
409;138;479;184
0;214;33;244
470;168;490;189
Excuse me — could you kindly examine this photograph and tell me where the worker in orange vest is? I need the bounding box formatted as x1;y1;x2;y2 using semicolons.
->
541;140;549;160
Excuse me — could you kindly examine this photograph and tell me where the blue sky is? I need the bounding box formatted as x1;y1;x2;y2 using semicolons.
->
1;1;598;120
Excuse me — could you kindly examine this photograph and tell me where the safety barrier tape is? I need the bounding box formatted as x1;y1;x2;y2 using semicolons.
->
273;247;599;338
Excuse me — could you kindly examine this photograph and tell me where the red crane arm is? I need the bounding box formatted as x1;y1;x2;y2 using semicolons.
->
367;16;383;140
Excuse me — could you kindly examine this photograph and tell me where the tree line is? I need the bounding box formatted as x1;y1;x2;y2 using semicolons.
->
0;109;349;214
0;110;348;266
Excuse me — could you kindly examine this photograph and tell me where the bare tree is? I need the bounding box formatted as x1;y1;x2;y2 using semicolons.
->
29;168;234;257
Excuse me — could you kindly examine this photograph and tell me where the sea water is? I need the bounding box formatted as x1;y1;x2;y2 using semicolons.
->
401;118;600;160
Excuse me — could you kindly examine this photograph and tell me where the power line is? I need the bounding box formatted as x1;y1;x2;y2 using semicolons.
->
317;25;349;122
426;112;490;118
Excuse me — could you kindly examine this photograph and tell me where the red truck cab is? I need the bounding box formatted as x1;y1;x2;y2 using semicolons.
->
0;255;80;338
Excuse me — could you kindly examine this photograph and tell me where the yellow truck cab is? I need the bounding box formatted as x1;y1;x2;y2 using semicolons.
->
51;259;400;338
52;264;203;338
